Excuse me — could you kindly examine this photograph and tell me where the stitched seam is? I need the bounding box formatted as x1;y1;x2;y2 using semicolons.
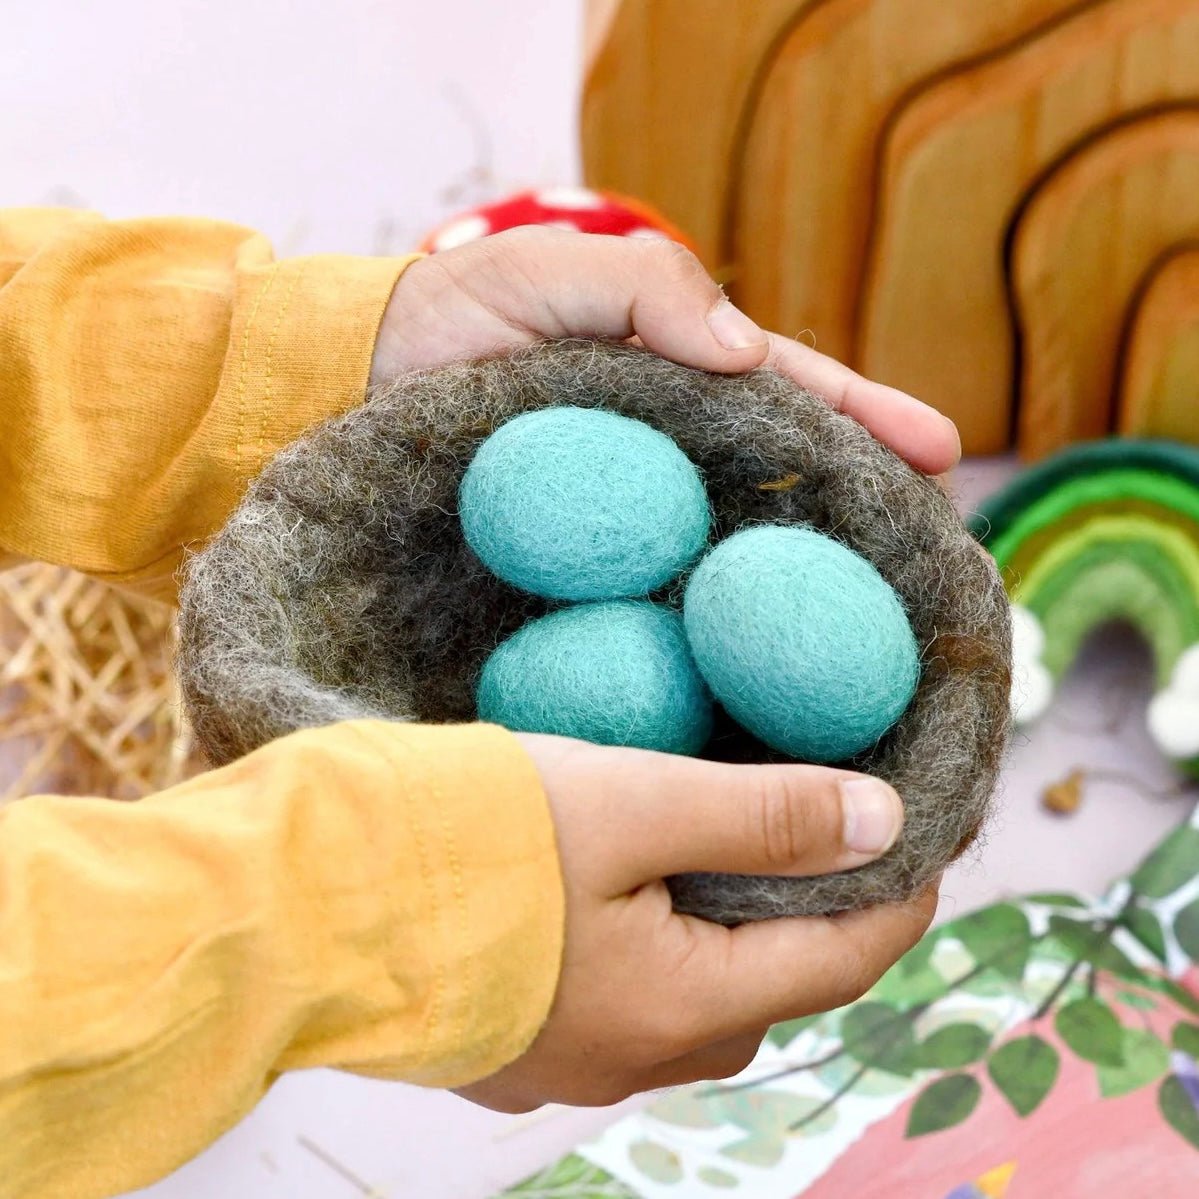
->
362;728;445;1069
256;261;306;471
235;266;280;476
421;738;470;1057
399;754;444;1069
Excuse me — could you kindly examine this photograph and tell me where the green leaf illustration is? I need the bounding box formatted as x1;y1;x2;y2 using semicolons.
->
1046;915;1098;958
1025;893;1088;908
1055;997;1125;1066
696;1166;739;1189
906;1073;982;1137
505;1153;637;1196
628;1140;684;1185
894;935;938;975
871;963;948;1006
929;939;975;981
918;1022;992;1069
766;1015;817;1049
853;1068;919;1098
953;971;1024;1000
784;1094;840;1136
1159;1075;1199;1150
1114;989;1158;1011
1047;915;1141;982
1120;905;1168;961
717;1089;824;1137
1174;895;1199;962
917;1005;1006;1040
1173;1022;1199;1057
840;1002;917;1074
816;1054;914;1098
952;904;1032;980
648;1089;722;1129
1098;1027;1169;1098
988;1035;1060;1117
1142;976;1199;1016
1129;824;1199;899
1035;933;1078;966
871;939;949;1006
721;1134;785;1167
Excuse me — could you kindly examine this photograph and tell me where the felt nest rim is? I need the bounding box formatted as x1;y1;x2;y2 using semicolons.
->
178;340;1012;924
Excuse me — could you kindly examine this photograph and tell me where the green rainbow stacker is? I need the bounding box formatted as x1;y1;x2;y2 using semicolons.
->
972;439;1199;773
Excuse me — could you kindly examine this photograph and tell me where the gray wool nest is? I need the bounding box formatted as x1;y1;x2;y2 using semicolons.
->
178;339;1012;925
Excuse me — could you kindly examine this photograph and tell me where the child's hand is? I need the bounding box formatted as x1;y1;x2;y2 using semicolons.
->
376;227;944;1111
370;227;960;476
454;735;934;1112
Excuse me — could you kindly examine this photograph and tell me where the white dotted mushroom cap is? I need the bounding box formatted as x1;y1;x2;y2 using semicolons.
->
431;214;491;252
1009;603;1053;724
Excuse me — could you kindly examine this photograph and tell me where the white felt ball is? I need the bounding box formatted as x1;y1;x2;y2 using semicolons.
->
1147;642;1199;760
1009;604;1054;724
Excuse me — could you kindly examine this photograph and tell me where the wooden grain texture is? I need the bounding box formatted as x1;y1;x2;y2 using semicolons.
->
1118;243;1199;444
581;0;805;268
859;0;1199;453
1013;110;1199;458
731;0;1082;362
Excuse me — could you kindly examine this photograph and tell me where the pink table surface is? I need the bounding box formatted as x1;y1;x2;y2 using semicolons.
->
126;456;1197;1198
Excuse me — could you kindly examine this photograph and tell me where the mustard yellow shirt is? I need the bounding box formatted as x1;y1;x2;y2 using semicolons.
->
0;209;565;1199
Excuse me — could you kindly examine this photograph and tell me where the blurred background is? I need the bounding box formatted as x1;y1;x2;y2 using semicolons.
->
4;0;582;254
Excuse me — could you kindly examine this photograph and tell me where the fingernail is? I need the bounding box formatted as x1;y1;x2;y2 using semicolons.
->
707;299;767;350
916;400;962;463
841;779;902;856
941;413;962;460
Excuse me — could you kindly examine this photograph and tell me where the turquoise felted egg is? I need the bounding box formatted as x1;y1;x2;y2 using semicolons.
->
459;406;711;601
683;525;919;762
476;600;713;754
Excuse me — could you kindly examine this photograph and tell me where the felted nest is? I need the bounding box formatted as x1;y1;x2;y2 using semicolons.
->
178;340;1012;924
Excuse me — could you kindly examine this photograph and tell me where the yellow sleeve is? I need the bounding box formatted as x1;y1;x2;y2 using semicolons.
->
0;212;566;1196
0;207;419;601
0;720;564;1198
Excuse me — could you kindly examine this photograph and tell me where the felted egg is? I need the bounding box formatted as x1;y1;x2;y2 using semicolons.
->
179;340;1012;925
458;406;711;601
476;600;713;755
684;525;920;762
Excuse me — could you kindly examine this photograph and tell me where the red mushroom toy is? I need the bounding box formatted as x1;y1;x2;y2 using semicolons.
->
418;186;698;254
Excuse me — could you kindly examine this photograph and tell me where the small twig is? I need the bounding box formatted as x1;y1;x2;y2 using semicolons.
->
715;1045;844;1094
296;1135;387;1198
1032;958;1083;1021
788;1062;870;1131
1083;768;1197;803
718;938;1034;1097
1033;898;1134;1021
1041;768;1195;816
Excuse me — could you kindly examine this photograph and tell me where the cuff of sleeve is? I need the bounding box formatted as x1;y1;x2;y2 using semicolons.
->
349;721;566;1088
224;251;423;489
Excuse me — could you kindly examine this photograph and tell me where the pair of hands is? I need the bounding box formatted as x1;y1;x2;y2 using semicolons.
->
371;228;960;1113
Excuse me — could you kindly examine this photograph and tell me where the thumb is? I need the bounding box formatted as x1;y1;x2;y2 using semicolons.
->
485;227;770;372
581;747;904;893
